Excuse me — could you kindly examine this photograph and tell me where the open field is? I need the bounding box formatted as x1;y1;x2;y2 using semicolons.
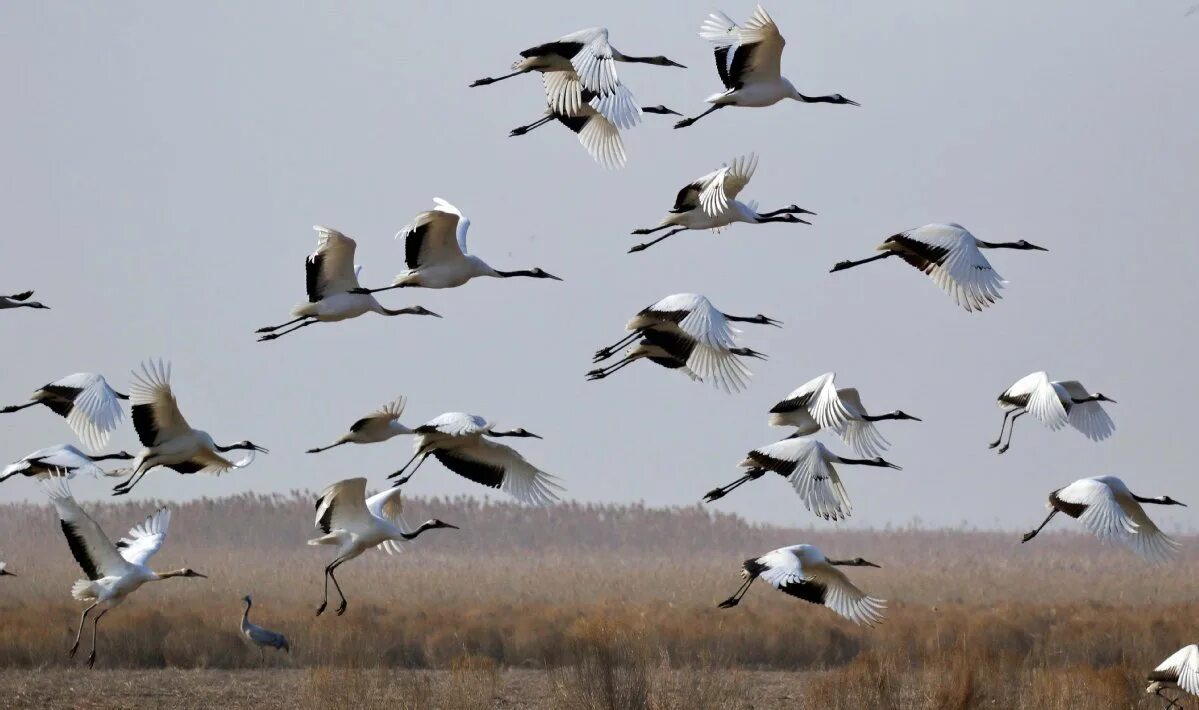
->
0;493;1196;708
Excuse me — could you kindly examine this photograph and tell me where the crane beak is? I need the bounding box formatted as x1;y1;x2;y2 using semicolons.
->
253;445;270;454
845;98;861;107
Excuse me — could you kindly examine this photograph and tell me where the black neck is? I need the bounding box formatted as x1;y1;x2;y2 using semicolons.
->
1132;494;1168;505
90;452;132;462
400;522;442;540
862;413;899;422
837;457;889;467
494;269;539;278
1070;395;1102;404
797;94;843;104
975;240;1026;250
754;214;794;224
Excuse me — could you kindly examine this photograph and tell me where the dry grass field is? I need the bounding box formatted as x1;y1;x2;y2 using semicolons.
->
0;492;1196;708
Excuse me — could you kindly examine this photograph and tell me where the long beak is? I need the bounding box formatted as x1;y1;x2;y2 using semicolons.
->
1103;397;1117;404
906;415;923;422
845;98;861;107
884;461;903;470
544;273;564;282
194;573;209;579
665;60;687;68
443;523;461;530
1028;243;1049;251
860;560;881;568
789;206;817;216
1177;501;1188;507
762;316;783;328
528;433;544;440
254;445;270;454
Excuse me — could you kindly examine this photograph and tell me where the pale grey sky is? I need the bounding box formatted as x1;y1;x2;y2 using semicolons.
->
1;2;1196;529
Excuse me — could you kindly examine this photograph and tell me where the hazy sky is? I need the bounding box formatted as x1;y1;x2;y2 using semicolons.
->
1;2;1196;529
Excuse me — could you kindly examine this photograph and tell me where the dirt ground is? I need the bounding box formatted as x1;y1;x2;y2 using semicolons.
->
0;668;800;709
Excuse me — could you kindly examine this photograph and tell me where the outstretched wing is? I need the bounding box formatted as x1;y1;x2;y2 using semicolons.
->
313;478;373;534
309;227;360;299
700;6;785;89
698;154;758;217
1000;371;1067;430
1056;381;1115;442
129;360;192;447
431;440;563;506
397;200;468;271
770;373;851;431
1152;645;1199;695
366;486;409;555
51;373;124;453
117;508;171;566
888;224;1006;312
42;476;133;580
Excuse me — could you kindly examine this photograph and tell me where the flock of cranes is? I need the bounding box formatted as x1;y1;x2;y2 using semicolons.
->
0;4;1192;703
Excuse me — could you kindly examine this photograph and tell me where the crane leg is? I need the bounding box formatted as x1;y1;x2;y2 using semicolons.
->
69;602;98;657
508;115;554;137
387;450;425;481
703;471;764;503
829;252;897;273
390;454;430;487
112;466;153;496
585;355;640;381
997;412;1025;454
0;401;37;414
718;576;756;608
1021;509;1058;543
673;103;725;129
328;563;349;616
469;69;527;87
593;331;641;363
305;441;347;454
259;646;265;665
628;228;687;254
255;316;307;334
257;318;317;342
86;608;108;669
630;224;672;236
988;410;1016;449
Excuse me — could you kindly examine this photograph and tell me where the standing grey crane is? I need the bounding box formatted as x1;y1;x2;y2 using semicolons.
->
240;595;290;663
0;290;49;310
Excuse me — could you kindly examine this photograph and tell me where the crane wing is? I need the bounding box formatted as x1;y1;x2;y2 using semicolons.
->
1153;646;1199;695
560;104;627;169
417;412;489;438
1001;372;1067;430
770;373;851;430
116;508;171;566
698;154;757;217
309;227;361;299
563;27;622;99
700;6;785;89
129;360;192;447
1056;381;1115;441
891;224;1005;312
833;388;891;457
366;486;409;555
798;560;887;626
43;476;134;580
542;71;584;117
397;202;467;270
1055;478;1139;542
48;373;124;453
788;441;852;521
1114;491;1180;564
431;439;562;505
174;447;256;476
313;478;373;535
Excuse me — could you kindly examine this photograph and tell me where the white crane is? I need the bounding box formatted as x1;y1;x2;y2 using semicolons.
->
387;413;562;505
240;595;290;663
1147;645;1199;708
1;444;132;483
1021;476;1184;563
830;223;1048;312
718;544;885;625
0;290;49;310
43;476;206;668
674;6;858;129
0;561;13;577
255;226;441;342
1;372;127;453
112;360;268;496
352;199;563;292
306;396;413;454
308;478;459;616
588;293;777;393
703;436;901;520
991;371;1115;453
628;154;813;253
508;75;681;169
768;373;920;457
469;28;685;120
